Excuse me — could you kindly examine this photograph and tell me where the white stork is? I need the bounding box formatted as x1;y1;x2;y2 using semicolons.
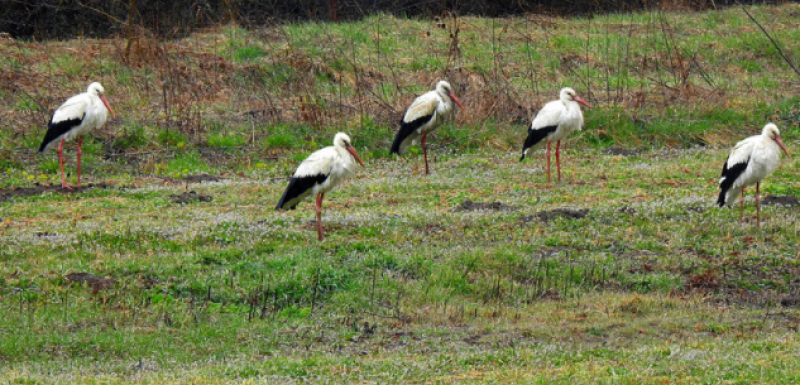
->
276;132;364;241
37;82;114;189
390;80;464;175
520;87;591;182
718;123;790;228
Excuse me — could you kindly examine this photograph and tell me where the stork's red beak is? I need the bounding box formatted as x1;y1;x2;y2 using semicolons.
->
100;95;115;117
775;135;791;158
346;144;365;166
573;95;591;108
449;93;465;109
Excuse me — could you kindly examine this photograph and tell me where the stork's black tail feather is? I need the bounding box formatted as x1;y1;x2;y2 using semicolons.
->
275;174;328;211
717;155;749;208
390;125;405;155
519;125;558;162
717;188;727;207
38;116;84;153
391;115;432;156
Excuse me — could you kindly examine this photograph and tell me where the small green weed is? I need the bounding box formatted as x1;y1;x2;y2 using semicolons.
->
207;132;249;147
156;129;189;147
233;46;266;62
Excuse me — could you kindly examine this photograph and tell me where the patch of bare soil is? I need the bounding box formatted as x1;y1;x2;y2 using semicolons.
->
603;147;641;156
680;252;800;307
417;223;444;235
65;272;116;291
454;200;519;212
161;174;222;184
519;208;589;223
0;183;111;202
780;296;800;308
180;174;221;183
686;270;720;289
762;195;800;207
170;190;213;204
462;331;489;345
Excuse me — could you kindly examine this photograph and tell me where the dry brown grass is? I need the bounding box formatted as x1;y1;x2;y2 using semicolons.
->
1;4;799;162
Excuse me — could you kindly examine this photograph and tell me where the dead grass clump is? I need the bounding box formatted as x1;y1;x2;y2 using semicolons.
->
615;294;644;314
686;270;720;289
65;272;116;291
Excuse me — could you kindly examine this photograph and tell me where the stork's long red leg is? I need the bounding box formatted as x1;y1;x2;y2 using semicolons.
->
740;186;745;223
756;182;761;230
545;141;551;183
421;132;429;175
316;192;325;241
555;140;562;182
77;136;82;189
57;139;72;190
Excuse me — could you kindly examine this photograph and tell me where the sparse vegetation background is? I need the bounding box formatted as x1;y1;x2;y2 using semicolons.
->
2;2;800;384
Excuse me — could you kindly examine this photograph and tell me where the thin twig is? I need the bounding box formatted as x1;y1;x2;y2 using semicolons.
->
76;1;127;25
739;3;800;78
358;310;407;322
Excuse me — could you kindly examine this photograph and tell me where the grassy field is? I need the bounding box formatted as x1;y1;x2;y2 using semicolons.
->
2;147;800;383
2;3;800;384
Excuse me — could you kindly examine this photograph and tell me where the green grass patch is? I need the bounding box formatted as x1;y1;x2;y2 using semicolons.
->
207;132;249;147
232;46;266;62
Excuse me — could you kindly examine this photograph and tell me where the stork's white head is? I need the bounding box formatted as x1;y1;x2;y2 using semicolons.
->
87;82;105;95
87;82;115;117
333;132;364;166
560;87;591;108
435;80;465;109
763;123;780;137
763;123;790;158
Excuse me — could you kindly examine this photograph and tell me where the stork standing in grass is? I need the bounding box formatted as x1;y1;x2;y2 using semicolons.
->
391;80;464;175
519;87;591;182
718;123;790;229
276;132;365;241
38;82;114;189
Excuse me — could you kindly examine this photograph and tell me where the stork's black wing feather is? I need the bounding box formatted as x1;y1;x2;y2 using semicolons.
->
276;173;329;210
37;114;84;153
520;125;558;161
390;114;433;155
717;156;749;207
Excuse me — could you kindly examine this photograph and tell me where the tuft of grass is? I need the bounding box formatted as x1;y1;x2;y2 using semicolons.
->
232;46;266;62
156;129;189;148
165;152;209;177
207;132;248;147
37;158;60;174
263;133;301;148
113;123;150;150
13;96;40;112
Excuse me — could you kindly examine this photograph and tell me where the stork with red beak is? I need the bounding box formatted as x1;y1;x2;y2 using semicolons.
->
276;132;365;241
718;123;791;229
391;80;464;175
520;87;590;182
37;82;114;189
